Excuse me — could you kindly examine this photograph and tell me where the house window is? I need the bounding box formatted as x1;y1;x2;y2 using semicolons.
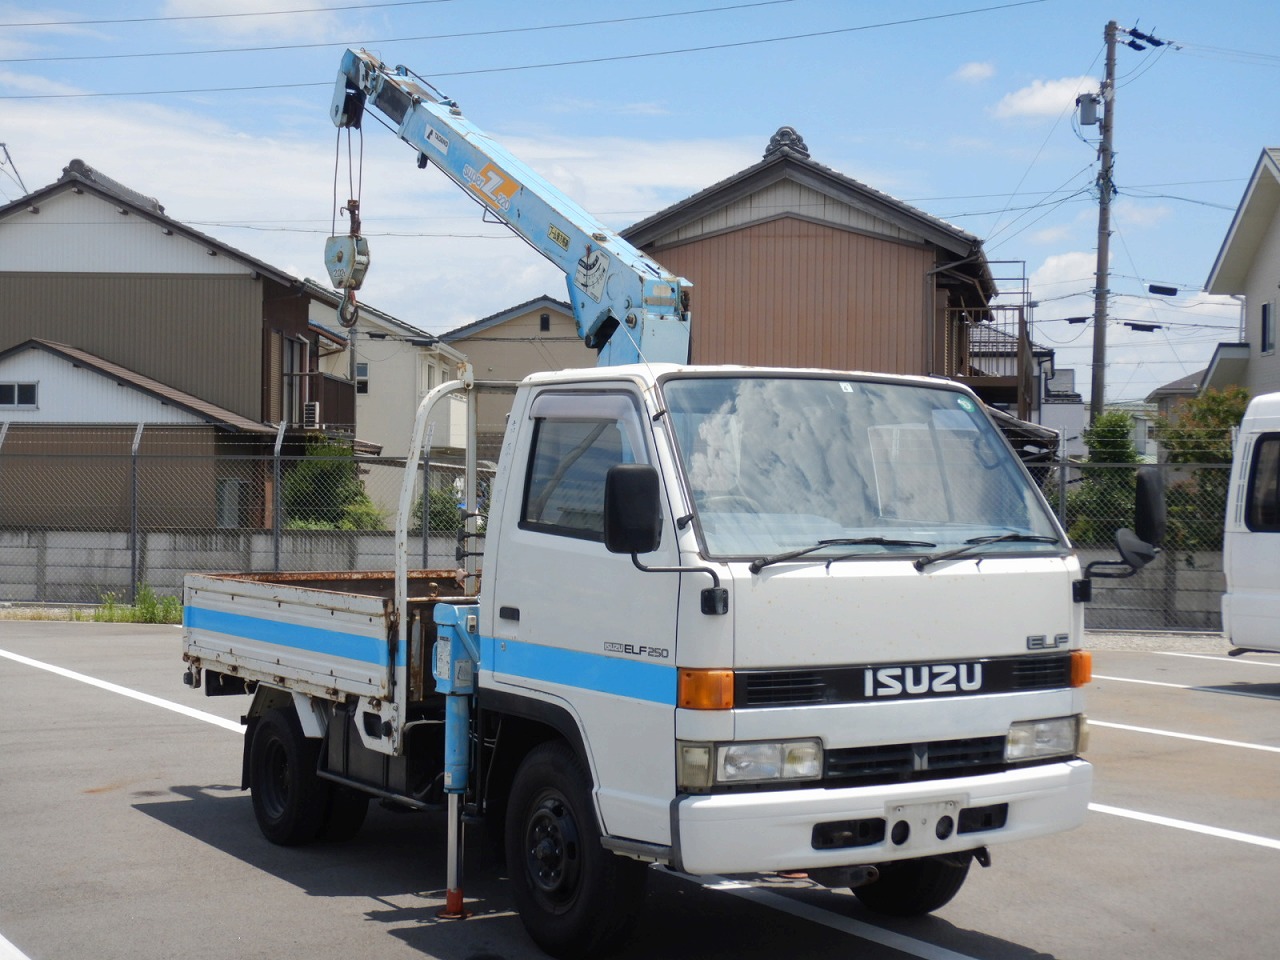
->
356;362;369;395
0;383;37;408
216;478;247;529
283;337;307;424
539;313;551;332
1263;302;1276;355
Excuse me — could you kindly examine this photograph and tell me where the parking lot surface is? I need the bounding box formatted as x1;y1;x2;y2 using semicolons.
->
1;622;1275;960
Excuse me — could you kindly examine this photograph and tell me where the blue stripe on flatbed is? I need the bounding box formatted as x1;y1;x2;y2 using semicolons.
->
482;636;675;705
185;606;391;666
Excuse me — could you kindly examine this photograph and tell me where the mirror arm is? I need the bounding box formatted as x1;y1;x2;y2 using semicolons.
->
629;554;729;615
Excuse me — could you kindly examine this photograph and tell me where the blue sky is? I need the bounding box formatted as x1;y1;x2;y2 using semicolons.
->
2;0;1278;403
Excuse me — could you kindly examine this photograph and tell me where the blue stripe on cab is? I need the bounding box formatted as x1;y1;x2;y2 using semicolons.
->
185;606;391;667
482;636;675;705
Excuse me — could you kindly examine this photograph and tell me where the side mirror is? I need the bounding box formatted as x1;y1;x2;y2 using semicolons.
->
1134;466;1166;547
1086;467;1167;581
604;463;662;555
1114;527;1158;571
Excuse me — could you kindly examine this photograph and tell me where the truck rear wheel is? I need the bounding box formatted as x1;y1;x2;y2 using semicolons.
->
853;854;971;916
505;741;648;959
249;707;328;846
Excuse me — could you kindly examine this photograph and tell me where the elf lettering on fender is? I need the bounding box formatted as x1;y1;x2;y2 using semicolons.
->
863;663;983;698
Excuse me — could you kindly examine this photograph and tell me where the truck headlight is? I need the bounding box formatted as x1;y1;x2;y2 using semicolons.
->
679;739;822;791
1006;716;1082;762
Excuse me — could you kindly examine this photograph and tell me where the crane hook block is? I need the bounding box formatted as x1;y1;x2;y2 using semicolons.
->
324;233;370;293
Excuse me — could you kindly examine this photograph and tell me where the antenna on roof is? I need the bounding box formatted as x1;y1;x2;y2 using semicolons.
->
0;143;29;195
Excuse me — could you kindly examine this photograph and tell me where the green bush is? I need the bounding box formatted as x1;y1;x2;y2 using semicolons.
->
283;435;385;531
1064;412;1140;547
411;487;464;535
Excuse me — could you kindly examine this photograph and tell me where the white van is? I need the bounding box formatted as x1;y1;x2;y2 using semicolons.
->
1223;391;1280;654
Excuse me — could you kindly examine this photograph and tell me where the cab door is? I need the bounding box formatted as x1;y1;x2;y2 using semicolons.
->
484;388;680;844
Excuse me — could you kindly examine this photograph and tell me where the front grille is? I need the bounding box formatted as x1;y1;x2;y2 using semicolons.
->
824;735;1006;786
738;653;1073;708
740;672;825;706
1011;656;1072;688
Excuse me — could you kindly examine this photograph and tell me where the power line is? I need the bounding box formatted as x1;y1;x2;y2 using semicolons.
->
0;1;801;64
0;0;1049;100
0;1;459;29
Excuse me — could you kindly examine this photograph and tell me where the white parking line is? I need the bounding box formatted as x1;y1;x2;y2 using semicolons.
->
678;873;980;960
0;932;31;960
1094;673;1188;689
0;648;243;734
1091;719;1280;753
1156;652;1280;668
1089;804;1280;851
1095;672;1280;701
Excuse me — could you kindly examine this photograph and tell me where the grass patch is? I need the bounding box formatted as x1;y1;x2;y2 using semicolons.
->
93;585;183;624
0;586;183;624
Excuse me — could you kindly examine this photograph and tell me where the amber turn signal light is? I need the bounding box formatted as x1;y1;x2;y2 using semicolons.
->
1070;650;1093;687
678;668;734;710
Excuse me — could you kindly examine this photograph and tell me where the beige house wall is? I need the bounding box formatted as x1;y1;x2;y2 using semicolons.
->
447;301;595;442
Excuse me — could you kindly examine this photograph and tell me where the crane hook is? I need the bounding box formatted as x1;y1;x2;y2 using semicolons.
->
339;289;359;328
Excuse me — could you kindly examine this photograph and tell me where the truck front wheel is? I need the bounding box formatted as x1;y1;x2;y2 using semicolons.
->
853;854;971;916
249;707;328;846
505;741;648;959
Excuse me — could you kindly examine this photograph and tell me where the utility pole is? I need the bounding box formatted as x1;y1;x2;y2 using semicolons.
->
0;143;29;195
1090;20;1118;423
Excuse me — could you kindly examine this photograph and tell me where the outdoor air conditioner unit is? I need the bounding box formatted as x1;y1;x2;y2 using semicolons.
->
302;401;321;430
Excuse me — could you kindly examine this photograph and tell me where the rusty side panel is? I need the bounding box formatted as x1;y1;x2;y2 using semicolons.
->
200;569;470;602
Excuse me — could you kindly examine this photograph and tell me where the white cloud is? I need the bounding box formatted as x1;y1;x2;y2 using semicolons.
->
993;76;1096;119
1;95;759;333
953;62;995;83
161;0;342;42
1114;198;1173;229
0;69;85;96
1027;224;1073;246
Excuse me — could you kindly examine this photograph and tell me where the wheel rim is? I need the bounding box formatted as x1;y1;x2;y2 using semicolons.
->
523;790;581;909
260;736;290;822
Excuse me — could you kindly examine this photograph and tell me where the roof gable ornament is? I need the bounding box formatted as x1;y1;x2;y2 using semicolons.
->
764;126;810;160
59;158;165;214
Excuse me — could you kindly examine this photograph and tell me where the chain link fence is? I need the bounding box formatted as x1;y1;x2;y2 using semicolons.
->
0;426;499;605
0;426;1228;630
1039;460;1227;631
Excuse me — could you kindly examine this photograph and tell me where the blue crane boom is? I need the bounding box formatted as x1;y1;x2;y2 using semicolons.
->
325;48;692;366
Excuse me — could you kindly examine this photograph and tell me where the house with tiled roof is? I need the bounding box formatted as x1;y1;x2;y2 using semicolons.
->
0;159;451;542
1204;147;1280;397
620;127;1030;414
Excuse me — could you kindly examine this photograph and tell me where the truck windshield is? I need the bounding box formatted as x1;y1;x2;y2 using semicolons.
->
660;375;1062;563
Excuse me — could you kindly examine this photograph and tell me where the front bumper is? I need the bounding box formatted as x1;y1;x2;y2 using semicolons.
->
673;758;1092;875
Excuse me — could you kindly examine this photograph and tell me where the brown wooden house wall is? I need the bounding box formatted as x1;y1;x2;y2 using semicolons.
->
0;273;264;420
647;217;936;374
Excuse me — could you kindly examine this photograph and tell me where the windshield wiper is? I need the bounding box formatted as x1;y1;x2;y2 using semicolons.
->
913;533;1061;571
749;537;936;574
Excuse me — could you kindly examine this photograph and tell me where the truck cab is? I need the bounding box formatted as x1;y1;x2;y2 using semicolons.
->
477;364;1091;883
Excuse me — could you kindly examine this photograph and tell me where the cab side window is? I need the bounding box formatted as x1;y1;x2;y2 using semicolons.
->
1246;435;1280;532
521;394;646;541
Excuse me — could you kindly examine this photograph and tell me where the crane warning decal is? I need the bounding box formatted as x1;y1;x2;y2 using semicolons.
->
575;247;610;303
464;162;519;213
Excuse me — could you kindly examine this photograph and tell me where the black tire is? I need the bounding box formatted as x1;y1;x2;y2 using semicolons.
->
853;854;971;917
248;707;329;846
320;785;370;842
505;741;648;959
